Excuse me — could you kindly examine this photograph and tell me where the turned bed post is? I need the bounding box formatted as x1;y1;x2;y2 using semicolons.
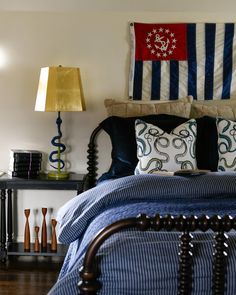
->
83;125;102;191
78;214;150;295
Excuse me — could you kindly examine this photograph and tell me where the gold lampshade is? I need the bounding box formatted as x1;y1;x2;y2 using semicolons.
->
35;66;86;112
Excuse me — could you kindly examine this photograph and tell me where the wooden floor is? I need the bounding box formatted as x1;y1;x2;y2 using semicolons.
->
0;256;63;295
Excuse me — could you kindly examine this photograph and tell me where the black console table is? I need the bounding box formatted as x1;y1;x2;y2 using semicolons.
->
0;173;85;262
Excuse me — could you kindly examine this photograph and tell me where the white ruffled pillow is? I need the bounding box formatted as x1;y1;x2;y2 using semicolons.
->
135;119;197;174
217;117;236;171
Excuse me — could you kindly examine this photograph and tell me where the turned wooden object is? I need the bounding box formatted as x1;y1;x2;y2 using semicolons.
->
41;208;47;251
24;209;30;251
51;219;57;252
34;226;40;252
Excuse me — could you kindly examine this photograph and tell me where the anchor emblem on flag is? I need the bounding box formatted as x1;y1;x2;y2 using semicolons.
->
146;27;177;59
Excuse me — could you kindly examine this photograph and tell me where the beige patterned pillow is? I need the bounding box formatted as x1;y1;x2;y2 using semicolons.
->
190;99;236;120
104;96;193;118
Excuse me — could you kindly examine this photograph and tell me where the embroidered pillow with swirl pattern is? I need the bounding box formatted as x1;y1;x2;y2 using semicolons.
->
217;118;236;171
135;119;197;174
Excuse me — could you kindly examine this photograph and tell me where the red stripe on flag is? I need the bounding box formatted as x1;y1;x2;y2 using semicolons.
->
134;23;187;61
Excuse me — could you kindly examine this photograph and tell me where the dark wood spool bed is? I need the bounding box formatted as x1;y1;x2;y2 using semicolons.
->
49;114;236;295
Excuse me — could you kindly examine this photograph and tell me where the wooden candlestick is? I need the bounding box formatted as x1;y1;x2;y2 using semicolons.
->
41;207;47;251
51;219;57;252
24;209;30;251
34;226;40;253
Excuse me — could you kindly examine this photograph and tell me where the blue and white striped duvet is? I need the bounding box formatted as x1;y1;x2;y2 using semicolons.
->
48;173;236;295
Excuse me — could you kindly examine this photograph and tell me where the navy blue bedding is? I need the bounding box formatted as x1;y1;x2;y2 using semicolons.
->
48;173;236;295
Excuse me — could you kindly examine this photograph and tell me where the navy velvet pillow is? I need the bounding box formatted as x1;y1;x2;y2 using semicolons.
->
195;116;218;171
98;115;218;183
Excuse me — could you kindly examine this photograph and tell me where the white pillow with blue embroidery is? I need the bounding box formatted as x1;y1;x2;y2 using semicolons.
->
135;119;197;174
216;117;236;171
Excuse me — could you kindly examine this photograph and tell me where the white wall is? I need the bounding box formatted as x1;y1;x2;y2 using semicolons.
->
0;4;236;241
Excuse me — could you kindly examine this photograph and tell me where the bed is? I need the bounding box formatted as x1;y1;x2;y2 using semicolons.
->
48;99;236;295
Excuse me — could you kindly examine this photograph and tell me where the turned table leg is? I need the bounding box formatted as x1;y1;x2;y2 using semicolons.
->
7;189;13;244
0;189;6;262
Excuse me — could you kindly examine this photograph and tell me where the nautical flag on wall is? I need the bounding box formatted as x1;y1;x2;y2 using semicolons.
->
129;22;236;100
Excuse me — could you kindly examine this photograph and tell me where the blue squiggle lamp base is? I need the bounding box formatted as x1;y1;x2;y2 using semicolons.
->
47;111;69;179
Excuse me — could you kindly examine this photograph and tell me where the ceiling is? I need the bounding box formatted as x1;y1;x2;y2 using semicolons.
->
0;0;235;12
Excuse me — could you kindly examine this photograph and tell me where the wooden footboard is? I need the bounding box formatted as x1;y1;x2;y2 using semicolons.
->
78;214;236;295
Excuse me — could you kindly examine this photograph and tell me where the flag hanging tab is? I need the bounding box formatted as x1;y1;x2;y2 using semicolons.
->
129;22;236;101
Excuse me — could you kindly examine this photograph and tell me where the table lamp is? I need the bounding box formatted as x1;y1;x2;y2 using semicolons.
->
35;66;86;179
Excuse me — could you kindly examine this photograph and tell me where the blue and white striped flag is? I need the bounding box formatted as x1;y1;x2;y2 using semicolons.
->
129;22;236;100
